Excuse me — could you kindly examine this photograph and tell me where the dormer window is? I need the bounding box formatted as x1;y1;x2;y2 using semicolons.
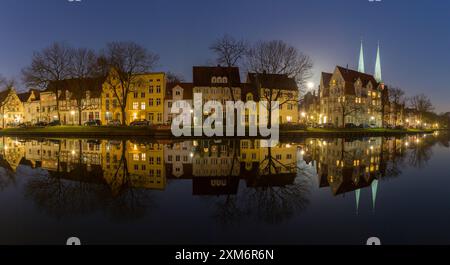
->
223;77;228;83
211;77;217;83
217;77;222;83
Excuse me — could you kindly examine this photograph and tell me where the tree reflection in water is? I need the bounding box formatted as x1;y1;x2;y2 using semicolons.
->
0;133;447;223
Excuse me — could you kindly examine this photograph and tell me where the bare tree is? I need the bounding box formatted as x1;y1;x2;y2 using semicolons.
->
387;87;405;126
165;72;185;83
210;34;248;67
335;97;363;128
69;48;100;125
410;94;434;124
22;42;73;121
101;42;159;125
245;40;313;92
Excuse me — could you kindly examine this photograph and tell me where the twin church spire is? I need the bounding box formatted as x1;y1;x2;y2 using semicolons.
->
358;40;382;83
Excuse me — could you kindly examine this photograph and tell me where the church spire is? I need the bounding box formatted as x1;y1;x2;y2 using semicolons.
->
358;40;365;73
355;189;361;215
371;179;379;212
375;42;382;82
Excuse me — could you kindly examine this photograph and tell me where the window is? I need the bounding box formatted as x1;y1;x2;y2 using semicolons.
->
149;113;154;121
134;92;138;98
133;102;139;110
141;153;146;161
156;86;161;93
149;86;154;93
175;90;181;96
168;102;172;108
141;92;145;98
149;98;153;106
156;98;161;106
157;113;162;122
141;102;146;110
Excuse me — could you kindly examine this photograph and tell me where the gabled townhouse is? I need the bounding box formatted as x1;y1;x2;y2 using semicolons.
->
0;88;24;128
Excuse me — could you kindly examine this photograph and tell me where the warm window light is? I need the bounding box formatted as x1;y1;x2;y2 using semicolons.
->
301;112;306;118
286;116;292;122
70;111;75;115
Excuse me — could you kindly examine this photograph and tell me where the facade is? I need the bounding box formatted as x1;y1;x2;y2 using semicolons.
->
102;72;166;125
300;90;320;126
319;66;384;127
164;82;193;124
18;89;41;125
246;73;299;125
192;66;242;126
0;88;24;128
46;78;104;125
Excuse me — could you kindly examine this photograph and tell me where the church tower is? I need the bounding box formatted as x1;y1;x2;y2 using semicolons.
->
358;40;365;73
375;42;382;83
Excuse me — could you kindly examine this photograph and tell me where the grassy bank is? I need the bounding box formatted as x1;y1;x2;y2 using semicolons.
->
0;126;436;138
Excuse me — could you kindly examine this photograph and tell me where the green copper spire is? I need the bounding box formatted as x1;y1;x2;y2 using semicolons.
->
371;179;379;212
355;189;361;215
358;40;365;73
375;42;382;82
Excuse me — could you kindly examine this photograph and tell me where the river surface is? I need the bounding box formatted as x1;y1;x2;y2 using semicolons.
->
0;132;448;245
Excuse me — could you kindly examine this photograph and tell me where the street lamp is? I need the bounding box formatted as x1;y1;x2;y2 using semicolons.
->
307;82;315;90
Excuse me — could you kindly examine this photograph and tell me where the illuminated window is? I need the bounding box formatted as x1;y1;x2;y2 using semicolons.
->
133;102;139;110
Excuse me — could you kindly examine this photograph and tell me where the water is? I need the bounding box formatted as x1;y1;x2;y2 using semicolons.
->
0;133;448;245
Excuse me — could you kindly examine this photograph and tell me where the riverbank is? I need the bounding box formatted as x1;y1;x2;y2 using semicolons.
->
0;126;437;139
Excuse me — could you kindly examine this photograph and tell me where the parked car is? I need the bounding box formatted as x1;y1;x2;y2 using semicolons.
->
34;121;48;127
48;120;61;126
130;119;151;127
344;123;357;129
358;124;369;129
319;123;335;129
18;122;32;128
107;119;121;126
84;119;102;126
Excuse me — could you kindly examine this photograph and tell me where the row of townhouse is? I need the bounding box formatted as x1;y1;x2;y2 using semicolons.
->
0;66;300;128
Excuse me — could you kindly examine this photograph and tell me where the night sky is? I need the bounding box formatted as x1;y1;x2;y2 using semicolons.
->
0;0;449;112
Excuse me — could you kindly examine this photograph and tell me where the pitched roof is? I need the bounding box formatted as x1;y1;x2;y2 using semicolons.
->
321;72;332;88
17;89;40;102
247;73;298;91
46;76;106;99
241;83;259;101
165;82;194;100
0;89;11;103
336;66;378;87
193;66;241;87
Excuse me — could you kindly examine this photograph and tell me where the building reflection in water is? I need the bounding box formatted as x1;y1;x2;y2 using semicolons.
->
0;132;447;220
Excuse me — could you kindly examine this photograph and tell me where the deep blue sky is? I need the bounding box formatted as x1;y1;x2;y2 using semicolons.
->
0;0;449;112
